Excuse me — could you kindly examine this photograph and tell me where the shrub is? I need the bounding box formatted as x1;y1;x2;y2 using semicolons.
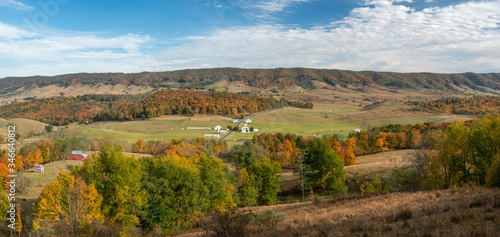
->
253;210;286;231
202;210;254;237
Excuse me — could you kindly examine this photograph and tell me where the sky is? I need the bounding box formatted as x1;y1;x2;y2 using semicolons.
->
0;0;499;78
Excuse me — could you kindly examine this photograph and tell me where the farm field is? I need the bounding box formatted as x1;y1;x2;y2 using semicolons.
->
53;101;472;143
345;149;416;180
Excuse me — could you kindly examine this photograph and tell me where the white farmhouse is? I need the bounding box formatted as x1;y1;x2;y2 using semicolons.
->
34;164;44;173
214;125;222;133
232;119;239;123
241;124;250;133
244;119;252;123
354;129;362;133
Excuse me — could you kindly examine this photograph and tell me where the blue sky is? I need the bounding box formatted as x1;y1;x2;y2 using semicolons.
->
0;0;499;77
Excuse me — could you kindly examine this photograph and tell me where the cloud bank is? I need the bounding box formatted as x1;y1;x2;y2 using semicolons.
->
1;0;499;77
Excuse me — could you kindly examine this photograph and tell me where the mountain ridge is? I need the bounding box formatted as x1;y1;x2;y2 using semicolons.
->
2;68;500;95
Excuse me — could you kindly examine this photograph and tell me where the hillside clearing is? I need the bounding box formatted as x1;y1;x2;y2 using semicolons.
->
183;187;500;237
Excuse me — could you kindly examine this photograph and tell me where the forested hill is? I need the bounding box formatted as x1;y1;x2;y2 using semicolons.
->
1;68;500;94
0;89;312;125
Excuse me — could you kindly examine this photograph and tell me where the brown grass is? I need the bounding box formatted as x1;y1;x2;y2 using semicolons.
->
186;187;500;237
345;149;416;180
3;84;155;104
14;160;83;215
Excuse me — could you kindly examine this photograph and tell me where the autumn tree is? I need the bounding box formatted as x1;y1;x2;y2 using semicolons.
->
133;139;145;153
75;145;145;227
0;181;8;220
15;203;22;233
33;171;103;236
27;149;43;167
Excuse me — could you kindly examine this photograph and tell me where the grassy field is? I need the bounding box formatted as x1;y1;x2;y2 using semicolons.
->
53;101;472;144
345;149;415;180
14;160;83;213
238;187;500;237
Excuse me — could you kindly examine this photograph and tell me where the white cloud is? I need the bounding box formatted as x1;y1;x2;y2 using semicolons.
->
1;0;500;77
247;0;312;13
239;0;313;19
159;0;500;73
0;21;34;39
0;0;33;11
0;24;155;77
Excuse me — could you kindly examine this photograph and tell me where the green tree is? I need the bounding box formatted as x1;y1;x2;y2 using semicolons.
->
45;124;54;133
0;178;9;221
303;138;347;196
230;144;266;169
238;168;258;206
140;156;204;231
252;158;281;205
74;145;145;227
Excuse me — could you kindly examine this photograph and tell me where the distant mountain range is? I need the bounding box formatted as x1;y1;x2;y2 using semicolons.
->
1;68;500;95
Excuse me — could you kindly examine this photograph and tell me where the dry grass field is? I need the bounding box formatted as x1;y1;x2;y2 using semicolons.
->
2;84;156;104
184;187;500;237
14;160;83;212
345;149;416;180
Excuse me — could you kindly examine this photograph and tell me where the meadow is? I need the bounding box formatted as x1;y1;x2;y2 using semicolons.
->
54;101;471;143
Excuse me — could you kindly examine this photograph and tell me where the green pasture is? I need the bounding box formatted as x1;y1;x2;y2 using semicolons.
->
73;102;471;142
3;101;472;145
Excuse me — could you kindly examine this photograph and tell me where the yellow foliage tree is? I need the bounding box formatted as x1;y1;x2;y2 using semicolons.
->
134;139;145;153
0;185;8;221
33;171;103;235
15;155;24;171
15;203;22;233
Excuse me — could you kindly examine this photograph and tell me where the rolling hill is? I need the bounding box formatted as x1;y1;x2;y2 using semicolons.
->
2;68;500;101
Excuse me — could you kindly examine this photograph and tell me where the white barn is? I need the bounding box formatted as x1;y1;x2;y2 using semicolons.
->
205;134;220;138
241;124;250;133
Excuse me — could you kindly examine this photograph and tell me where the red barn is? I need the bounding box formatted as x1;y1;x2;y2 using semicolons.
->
68;150;88;161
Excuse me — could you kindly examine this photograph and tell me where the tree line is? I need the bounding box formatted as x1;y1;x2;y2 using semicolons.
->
407;95;500;115
0;89;312;125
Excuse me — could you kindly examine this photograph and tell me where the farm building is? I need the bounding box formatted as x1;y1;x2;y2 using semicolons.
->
245;119;252;123
33;164;44;173
68;150;88;161
214;125;222;133
219;130;228;134
205;134;220;138
232;119;239;123
354;129;363;133
241;124;250;133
